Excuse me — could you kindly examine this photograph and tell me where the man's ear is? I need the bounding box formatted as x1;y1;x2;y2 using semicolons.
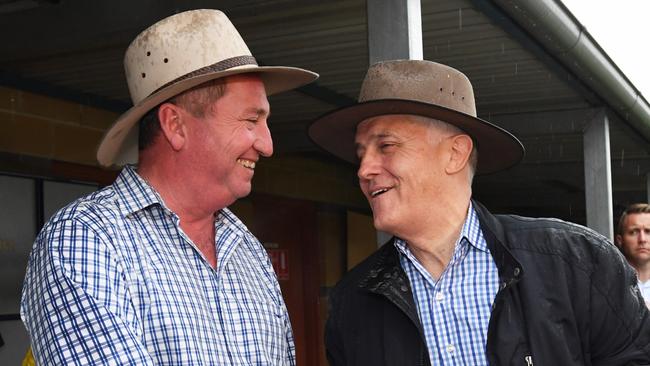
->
615;234;623;248
445;134;473;175
157;103;186;151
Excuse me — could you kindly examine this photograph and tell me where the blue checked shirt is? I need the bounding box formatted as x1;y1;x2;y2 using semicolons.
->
396;203;499;365
21;165;295;365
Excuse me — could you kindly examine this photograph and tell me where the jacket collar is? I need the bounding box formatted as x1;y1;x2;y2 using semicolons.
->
472;200;524;288
358;239;424;330
358;200;524;300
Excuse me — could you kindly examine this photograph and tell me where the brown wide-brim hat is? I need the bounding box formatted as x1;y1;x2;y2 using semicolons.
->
97;9;318;167
308;60;523;175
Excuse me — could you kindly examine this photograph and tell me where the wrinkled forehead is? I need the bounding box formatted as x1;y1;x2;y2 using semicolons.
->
355;116;382;137
354;114;458;142
356;114;417;137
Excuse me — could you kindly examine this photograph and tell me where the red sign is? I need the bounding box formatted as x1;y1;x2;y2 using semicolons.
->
266;249;290;280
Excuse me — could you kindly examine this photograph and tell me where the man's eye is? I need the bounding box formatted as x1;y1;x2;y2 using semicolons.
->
380;143;395;149
245;119;258;129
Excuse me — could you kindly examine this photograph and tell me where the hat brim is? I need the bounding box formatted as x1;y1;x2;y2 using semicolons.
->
308;99;524;175
97;65;318;167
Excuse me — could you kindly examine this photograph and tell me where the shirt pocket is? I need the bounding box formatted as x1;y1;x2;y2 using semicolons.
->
220;277;288;364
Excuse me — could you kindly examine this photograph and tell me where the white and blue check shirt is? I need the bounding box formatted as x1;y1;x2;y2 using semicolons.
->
21;165;295;365
396;203;499;365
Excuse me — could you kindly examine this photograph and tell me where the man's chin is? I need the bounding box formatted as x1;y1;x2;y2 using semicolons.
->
236;188;252;199
230;182;252;201
373;217;394;234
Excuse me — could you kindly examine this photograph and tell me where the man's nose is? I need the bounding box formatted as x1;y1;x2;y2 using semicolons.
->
254;120;274;157
357;151;379;181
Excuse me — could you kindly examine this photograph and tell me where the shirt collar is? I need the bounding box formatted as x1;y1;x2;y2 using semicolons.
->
215;206;249;235
394;201;487;256
114;166;249;233
462;201;488;253
639;278;650;287
114;165;167;218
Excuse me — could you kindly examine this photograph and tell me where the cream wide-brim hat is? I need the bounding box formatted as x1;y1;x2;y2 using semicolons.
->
97;9;318;167
308;60;524;175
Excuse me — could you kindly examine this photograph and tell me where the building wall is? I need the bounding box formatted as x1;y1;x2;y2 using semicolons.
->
0;86;114;166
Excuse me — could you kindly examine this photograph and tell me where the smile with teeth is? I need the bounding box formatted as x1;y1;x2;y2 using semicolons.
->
237;159;256;170
370;187;391;197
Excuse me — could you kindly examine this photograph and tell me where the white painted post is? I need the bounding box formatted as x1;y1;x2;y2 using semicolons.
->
367;0;423;65
583;109;613;241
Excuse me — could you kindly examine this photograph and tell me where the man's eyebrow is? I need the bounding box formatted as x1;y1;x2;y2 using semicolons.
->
357;131;398;143
355;131;399;150
243;107;270;118
375;131;397;139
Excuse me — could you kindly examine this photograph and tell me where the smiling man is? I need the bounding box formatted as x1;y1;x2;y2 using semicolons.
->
21;9;317;365
616;203;650;307
309;60;650;365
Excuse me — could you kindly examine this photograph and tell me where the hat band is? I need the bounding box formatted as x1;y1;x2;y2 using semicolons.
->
150;55;258;96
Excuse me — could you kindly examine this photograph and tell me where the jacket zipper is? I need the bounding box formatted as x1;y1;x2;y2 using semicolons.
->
525;355;533;366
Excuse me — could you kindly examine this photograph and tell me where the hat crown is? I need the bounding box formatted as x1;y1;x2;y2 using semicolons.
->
98;9;317;168
359;60;477;117
124;9;252;104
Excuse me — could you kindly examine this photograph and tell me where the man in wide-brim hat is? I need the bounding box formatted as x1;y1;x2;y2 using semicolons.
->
22;9;317;365
310;59;650;365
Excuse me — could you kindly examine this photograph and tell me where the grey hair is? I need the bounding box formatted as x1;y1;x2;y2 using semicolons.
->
410;115;479;180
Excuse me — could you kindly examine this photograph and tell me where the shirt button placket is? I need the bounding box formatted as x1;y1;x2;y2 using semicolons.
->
435;291;444;302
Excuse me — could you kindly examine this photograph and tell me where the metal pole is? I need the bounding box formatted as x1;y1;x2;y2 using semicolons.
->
583;109;613;241
367;0;423;65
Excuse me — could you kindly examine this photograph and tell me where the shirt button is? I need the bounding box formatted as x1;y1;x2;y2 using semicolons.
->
446;344;456;354
435;291;444;302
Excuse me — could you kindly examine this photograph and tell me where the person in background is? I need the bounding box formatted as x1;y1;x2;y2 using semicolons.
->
309;59;650;365
616;203;650;307
21;9;317;365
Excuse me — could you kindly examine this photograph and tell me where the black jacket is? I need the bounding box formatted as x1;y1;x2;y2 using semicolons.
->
325;201;650;365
